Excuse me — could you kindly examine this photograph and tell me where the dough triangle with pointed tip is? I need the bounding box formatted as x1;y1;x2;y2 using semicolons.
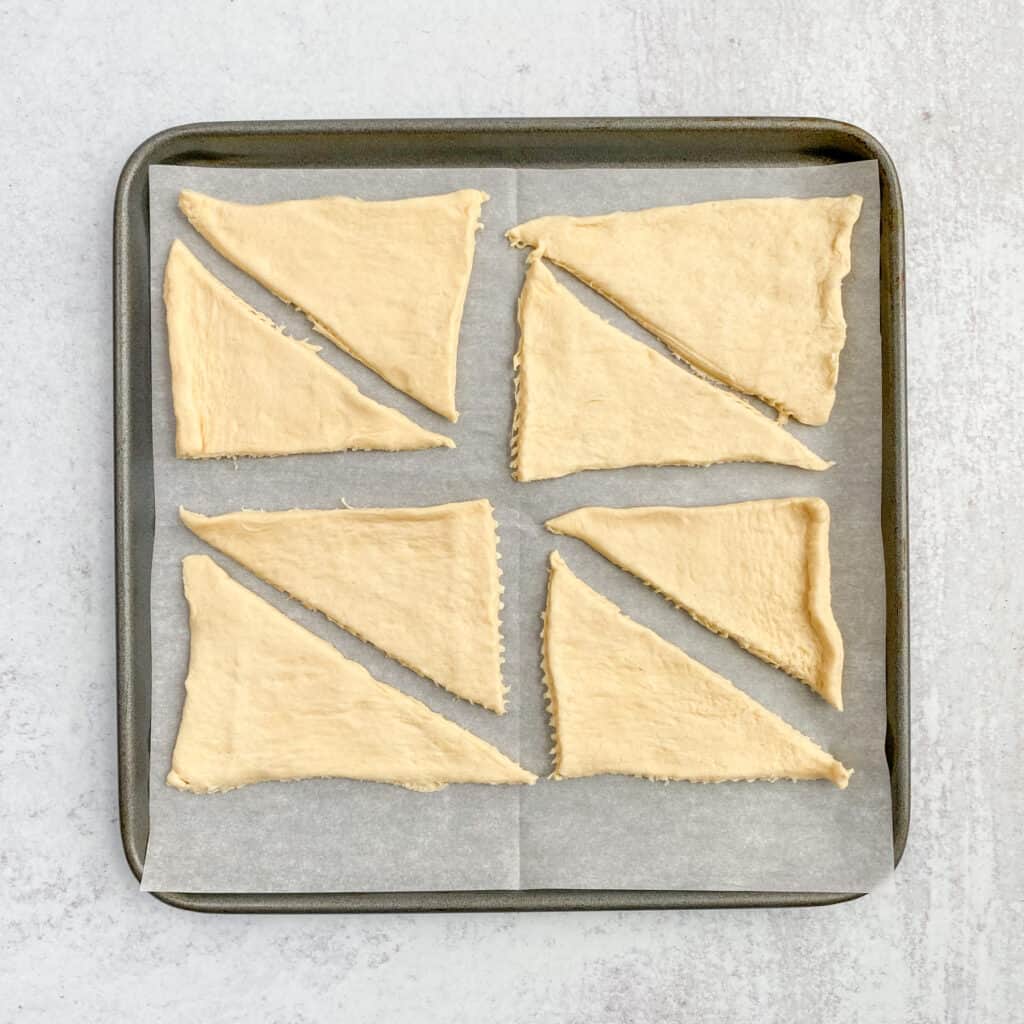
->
180;188;489;421
511;255;829;481
508;195;862;425
180;499;507;713
168;556;534;793
164;240;454;458
547;498;844;709
542;552;849;786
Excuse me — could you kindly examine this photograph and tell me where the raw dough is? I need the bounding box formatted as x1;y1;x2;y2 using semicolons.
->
181;499;507;713
508;195;862;425
164;240;454;458
179;188;488;421
542;552;849;786
511;254;828;481
168;556;534;793
547;498;844;709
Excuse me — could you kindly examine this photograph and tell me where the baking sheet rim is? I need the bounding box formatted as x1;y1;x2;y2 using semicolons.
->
113;116;908;912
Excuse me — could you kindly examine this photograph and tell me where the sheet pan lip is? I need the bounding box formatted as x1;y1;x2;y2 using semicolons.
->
114;115;907;911
145;888;864;914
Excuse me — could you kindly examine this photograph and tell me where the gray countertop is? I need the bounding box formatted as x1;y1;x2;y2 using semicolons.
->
2;1;1020;1020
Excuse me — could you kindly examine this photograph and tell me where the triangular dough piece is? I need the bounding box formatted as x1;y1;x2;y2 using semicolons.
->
180;500;507;713
168;556;534;793
511;255;829;481
164;240;454;458
542;552;849;786
547;498;844;708
508;195;863;425
179;188;488;421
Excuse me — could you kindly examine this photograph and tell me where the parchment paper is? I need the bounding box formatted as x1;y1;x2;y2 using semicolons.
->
141;161;892;893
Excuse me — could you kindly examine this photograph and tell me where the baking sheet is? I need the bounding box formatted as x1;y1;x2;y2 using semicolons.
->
140;161;892;893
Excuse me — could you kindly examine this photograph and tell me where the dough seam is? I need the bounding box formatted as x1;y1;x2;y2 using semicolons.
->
546;520;802;691
164;239;455;457
544;552;850;787
547;499;844;708
539;577;562;778
509;248;540;479
514;242;801;422
491;501;509;712
181;502;507;714
168;556;532;792
234;560;503;713
510;254;831;481
508;195;863;426
179;189;489;422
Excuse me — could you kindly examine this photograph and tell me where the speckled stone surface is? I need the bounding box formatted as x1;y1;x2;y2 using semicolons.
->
1;1;1021;1020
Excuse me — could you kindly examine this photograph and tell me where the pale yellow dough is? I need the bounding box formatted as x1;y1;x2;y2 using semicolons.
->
542;552;849;787
168;556;534;793
511;255;828;481
508;195;863;425
181;500;507;713
179;188;489;421
547;498;845;709
164;240;453;458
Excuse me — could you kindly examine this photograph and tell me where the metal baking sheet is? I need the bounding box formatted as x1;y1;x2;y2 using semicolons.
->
114;119;913;913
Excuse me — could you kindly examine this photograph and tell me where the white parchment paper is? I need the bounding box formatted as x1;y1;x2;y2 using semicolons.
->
141;161;892;893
